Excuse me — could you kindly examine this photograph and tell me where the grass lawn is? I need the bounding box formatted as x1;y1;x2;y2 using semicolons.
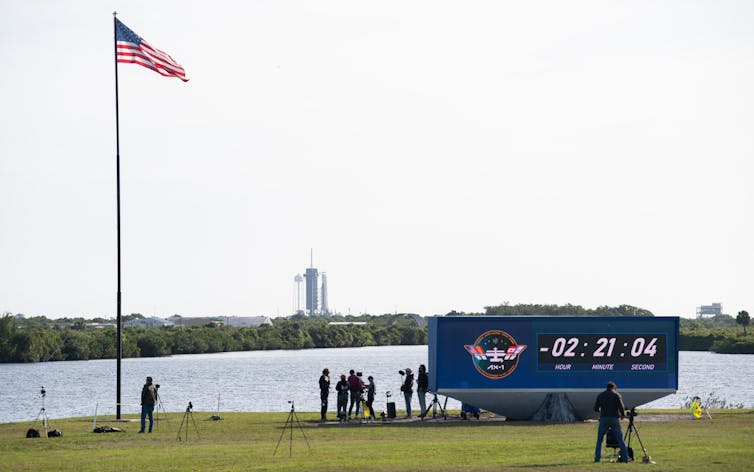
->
1;409;752;471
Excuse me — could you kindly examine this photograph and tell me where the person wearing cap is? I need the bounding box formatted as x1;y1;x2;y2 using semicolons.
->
594;381;630;462
400;367;414;418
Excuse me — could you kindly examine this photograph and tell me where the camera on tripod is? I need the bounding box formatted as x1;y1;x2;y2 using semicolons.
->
40;387;46;398
627;407;638;420
177;401;199;441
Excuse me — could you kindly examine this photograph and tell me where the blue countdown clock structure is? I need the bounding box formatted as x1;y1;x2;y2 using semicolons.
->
428;316;679;420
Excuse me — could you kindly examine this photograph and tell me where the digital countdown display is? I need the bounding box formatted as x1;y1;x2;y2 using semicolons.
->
537;333;668;372
428;316;679;420
429;316;679;391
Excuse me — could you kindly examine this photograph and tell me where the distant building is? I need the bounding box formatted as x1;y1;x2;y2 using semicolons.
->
223;316;273;327
294;274;304;314
305;267;319;316
166;315;272;328
87;322;117;329
321;273;330;316
302;250;333;317
124;317;173;328
169;316;218;327
697;303;722;318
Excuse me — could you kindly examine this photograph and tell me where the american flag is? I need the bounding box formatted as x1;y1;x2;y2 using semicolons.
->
115;18;188;82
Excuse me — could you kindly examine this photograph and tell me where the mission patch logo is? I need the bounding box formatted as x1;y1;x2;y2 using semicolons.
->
464;330;527;379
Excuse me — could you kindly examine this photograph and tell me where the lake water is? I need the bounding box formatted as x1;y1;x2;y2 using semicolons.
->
0;346;751;424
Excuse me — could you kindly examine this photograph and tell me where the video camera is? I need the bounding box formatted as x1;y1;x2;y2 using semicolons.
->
626;407;639;425
185;401;193;412
40;386;46;398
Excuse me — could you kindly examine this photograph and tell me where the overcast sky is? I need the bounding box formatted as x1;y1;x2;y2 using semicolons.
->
1;1;752;319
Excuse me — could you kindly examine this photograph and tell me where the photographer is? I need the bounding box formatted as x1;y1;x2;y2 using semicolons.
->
319;368;330;421
400;367;414;418
593;381;630;462
417;364;428;418
365;376;376;420
335;374;349;422
347;370;364;419
139;376;158;433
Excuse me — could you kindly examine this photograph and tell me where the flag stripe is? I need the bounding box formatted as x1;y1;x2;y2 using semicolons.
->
115;18;188;82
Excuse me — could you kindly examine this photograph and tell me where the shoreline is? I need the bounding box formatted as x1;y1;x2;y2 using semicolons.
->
2;408;737;426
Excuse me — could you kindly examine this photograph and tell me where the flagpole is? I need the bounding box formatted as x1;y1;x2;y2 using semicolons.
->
113;11;123;420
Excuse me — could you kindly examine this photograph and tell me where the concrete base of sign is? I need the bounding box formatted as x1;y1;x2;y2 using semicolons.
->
439;389;675;421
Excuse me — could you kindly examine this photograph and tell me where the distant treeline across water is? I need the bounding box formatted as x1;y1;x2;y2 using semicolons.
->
2;304;752;363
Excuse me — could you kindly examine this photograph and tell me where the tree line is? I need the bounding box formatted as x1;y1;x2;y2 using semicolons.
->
2;305;751;363
0;314;427;363
679;312;754;353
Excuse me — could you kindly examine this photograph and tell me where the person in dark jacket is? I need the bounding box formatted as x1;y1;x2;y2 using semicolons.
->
139;376;157;433
594;381;630;462
347;370;364;419
319;368;330;421
417;364;429;418
365;376;376;420
400;367;414;418
335;374;349;422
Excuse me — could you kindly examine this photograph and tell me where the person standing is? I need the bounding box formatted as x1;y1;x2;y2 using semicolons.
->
139;376;157;433
366;376;376;420
347;370;364;419
319;368;330;421
594;381;630;462
417;364;428;418
401;368;414;418
335;374;349;422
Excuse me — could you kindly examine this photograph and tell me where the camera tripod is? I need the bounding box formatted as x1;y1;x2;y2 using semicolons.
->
154;389;169;430
177;402;200;441
624;410;652;463
423;393;447;420
274;401;311;457
358;393;374;424
33;387;50;437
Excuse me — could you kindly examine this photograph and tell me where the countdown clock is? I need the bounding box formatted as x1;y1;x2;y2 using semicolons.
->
429;316;679;420
536;333;668;372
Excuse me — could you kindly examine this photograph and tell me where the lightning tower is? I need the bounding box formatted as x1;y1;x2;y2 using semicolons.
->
294;274;303;315
320;273;329;316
